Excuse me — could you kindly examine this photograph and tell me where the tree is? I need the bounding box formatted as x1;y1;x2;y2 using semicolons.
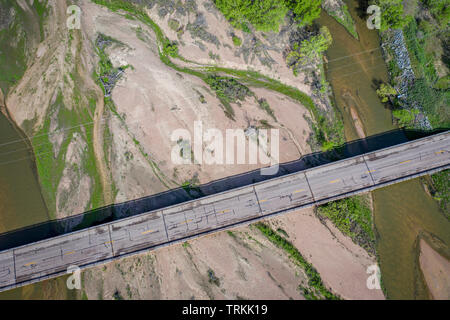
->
374;0;412;31
214;0;288;32
287;26;332;73
376;83;397;102
284;0;322;26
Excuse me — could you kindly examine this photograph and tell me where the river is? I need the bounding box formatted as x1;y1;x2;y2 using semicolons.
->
319;0;450;299
0;109;79;299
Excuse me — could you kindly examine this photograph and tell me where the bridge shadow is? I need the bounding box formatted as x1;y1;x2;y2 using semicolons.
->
0;128;447;251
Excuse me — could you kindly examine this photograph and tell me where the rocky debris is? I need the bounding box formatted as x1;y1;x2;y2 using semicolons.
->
95;36;113;51
383;29;415;98
382;29;432;130
101;68;125;97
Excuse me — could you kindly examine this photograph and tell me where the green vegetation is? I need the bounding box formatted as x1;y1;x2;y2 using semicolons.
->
407;79;447;124
382;2;449;129
163;41;179;58
373;0;412;31
213;0;322;32
213;0;288;32
255;222;339;300
422;0;450;28
276;228;289;237
429;170;450;219
376;83;397;103
93;0;343;151
182;241;190;248
232;35;242;46
324;4;358;39
318;195;375;254
284;0;322;26
402;17;449;128
32;88;104;218
403;17;449;128
286;26;332;74
392;108;419;127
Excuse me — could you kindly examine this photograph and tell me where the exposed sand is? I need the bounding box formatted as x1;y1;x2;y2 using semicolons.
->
419;239;450;300
268;208;384;300
80;0;313;204
81;207;384;300
82;223;309;300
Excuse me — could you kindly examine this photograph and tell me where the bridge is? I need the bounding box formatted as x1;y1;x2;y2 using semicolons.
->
0;131;449;292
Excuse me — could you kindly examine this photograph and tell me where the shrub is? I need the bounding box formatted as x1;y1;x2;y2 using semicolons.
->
392;108;418;127
286;26;332;71
213;0;288;32
408;78;444;115
232;35;242;46
376;83;397;103
373;0;412;31
284;0;322;26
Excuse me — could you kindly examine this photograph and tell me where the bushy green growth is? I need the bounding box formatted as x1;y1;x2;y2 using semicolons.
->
182;241;190;248
163;41;179;57
284;0;322;26
422;0;450;28
255;222;339;300
407;79;447;125
430;170;450;219
213;0;288;32
318;196;375;254
403;19;438;82
373;0;412;31
376;83;397;103
232;35;242;46
287;26;332;71
434;75;449;90
392;108;419;127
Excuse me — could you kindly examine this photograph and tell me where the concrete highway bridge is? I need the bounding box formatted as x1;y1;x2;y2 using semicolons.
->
0;131;449;292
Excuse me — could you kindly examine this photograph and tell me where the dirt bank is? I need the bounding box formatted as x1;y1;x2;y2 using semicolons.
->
419;239;450;299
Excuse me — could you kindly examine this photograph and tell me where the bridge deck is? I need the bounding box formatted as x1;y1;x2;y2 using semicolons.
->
0;131;449;292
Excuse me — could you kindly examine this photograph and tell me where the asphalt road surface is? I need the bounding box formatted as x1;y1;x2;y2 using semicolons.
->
0;131;449;292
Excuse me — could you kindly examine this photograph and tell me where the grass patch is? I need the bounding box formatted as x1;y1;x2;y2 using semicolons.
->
429;170;450;219
317;195;375;254
254;222;339;300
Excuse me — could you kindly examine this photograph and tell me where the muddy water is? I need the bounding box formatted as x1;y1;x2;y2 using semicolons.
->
319;0;450;299
0;112;49;233
0;110;59;299
0;110;54;299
